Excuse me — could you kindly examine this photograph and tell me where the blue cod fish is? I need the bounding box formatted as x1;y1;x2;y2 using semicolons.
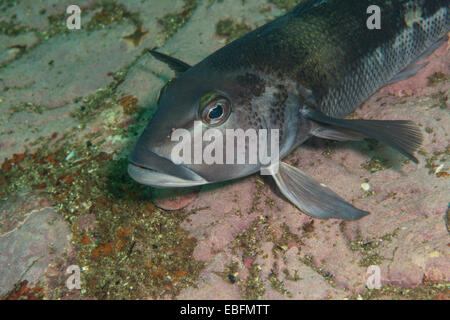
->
128;0;449;220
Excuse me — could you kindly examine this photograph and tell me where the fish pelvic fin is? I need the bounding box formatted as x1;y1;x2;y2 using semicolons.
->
147;48;191;76
304;108;423;163
271;162;369;220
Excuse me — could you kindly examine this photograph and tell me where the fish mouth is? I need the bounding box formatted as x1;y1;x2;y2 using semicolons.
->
128;147;208;188
128;163;208;187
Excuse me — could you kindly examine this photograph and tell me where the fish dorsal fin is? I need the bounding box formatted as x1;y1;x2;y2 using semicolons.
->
147;48;191;76
303;107;423;163
270;162;369;220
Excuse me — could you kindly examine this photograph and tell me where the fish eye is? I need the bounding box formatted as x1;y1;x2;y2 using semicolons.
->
199;93;231;126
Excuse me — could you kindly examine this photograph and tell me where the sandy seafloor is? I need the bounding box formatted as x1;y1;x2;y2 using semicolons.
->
0;0;448;300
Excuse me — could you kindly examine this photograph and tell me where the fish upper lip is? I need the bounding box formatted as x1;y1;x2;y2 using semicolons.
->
128;147;207;187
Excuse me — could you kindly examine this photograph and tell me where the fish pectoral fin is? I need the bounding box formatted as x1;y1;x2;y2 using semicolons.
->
272;162;369;220
147;48;191;76
311;123;365;141
303;108;423;163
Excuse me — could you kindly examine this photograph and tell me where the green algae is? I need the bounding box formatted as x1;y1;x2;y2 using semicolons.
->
86;0;141;32
268;265;292;297
0;1;31;36
268;0;299;12
353;282;450;300
321;141;337;159
221;261;240;284
215;18;252;44
229;215;275;299
346;228;399;268
0;18;25;36
283;268;301;282
301;255;336;287
232;215;270;258
158;0;198;40
70;62;147;127
243;264;265;299
225;213;305;299
0;0;16;12
222;260;266;300
425;127;434;134
428;91;448;110
358;252;385;268
42;12;72;39
361;156;391;173
8;102;48;118
273;223;302;260
71;87;119;124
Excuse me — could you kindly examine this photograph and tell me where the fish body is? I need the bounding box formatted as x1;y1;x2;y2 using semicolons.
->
129;0;449;220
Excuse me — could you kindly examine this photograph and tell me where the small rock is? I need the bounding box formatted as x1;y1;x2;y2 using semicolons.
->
361;183;371;191
0;207;72;297
152;187;200;210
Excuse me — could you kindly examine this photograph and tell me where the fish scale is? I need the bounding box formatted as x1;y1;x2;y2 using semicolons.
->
320;1;449;117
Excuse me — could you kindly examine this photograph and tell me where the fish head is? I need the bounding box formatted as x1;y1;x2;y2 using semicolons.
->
128;63;269;188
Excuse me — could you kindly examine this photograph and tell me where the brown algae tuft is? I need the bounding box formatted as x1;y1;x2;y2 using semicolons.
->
427;72;449;87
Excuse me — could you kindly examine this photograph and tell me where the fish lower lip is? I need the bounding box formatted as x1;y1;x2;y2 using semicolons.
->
128;163;208;187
